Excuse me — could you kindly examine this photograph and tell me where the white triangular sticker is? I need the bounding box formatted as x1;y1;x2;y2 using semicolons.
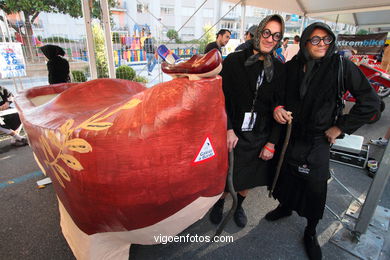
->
193;137;216;163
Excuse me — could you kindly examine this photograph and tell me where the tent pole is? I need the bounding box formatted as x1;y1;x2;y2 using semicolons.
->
299;16;306;35
100;0;116;78
240;1;246;43
81;0;98;79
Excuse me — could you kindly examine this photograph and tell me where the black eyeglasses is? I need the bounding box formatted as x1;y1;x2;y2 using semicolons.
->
261;29;282;42
308;36;333;45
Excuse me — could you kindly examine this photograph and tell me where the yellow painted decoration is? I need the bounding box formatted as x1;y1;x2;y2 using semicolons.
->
37;97;142;188
65;138;92;153
82;122;113;131
60;119;74;135
54;164;71;181
60;154;84;171
121;98;142;109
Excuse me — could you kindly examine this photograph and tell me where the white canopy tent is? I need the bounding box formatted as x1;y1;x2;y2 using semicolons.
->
225;0;390;31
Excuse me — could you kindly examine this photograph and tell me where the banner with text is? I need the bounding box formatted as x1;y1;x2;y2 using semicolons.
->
0;42;26;78
337;33;388;55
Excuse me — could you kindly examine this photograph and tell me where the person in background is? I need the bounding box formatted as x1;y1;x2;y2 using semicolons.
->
40;45;70;84
281;37;289;54
210;14;285;228
284;35;300;62
204;29;231;54
143;32;157;76
267;22;381;260
0;86;28;146
235;25;257;51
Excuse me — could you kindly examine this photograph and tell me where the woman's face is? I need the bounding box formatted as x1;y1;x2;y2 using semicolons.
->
259;20;282;54
306;28;331;59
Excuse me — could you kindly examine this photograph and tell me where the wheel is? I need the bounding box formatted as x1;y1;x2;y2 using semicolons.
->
377;85;390;98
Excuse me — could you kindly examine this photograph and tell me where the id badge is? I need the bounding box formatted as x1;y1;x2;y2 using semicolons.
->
241;112;257;131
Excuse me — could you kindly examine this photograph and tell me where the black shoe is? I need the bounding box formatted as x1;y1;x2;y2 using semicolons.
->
303;231;322;260
209;199;224;224
264;205;292;221
12;138;28;147
234;206;247;227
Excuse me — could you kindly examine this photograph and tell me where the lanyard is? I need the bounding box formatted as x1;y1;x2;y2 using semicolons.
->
248;70;264;128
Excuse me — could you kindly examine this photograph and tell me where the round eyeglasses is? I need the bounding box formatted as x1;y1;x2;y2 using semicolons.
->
261;29;282;42
308;36;333;45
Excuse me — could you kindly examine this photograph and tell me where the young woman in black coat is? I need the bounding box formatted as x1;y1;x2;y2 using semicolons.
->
40;45;70;84
267;22;381;260
209;14;286;228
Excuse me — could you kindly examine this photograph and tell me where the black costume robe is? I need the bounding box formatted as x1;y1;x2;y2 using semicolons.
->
273;54;381;220
221;47;285;191
40;45;70;84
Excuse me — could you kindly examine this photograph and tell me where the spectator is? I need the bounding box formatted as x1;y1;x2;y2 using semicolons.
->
281;37;289;54
235;25;257;51
40;45;70;84
284;35;300;62
0;86;27;146
204;29;231;54
143;32;157;76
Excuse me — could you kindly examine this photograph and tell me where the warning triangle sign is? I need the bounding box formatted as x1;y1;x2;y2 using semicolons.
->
193;137;216;164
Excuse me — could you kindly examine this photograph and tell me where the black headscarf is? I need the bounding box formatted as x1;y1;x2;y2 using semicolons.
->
40;45;66;60
297;22;337;99
244;14;285;83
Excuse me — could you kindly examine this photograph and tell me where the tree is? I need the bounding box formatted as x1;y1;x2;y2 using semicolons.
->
199;25;215;53
356;29;368;35
92;22;108;78
0;0;116;62
166;29;179;42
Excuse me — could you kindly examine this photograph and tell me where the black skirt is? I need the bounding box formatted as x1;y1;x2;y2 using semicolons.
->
225;130;271;192
0;112;21;130
272;162;328;220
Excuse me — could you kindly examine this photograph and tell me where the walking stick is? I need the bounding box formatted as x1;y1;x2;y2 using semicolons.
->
268;114;292;198
214;150;236;237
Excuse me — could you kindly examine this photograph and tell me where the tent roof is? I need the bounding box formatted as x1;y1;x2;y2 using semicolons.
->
225;0;390;28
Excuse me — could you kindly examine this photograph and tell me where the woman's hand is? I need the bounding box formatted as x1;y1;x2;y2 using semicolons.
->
259;142;275;160
0;101;10;111
273;107;292;124
227;129;238;152
325;126;342;144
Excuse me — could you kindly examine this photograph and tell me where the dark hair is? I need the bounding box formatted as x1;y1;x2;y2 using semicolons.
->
216;29;231;38
268;15;283;26
294;35;300;42
283;37;290;41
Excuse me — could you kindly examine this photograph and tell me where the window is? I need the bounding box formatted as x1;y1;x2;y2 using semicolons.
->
137;3;149;13
253;8;266;17
221;22;234;29
161;6;174;15
203;9;213;18
182;7;195;16
181;27;195;37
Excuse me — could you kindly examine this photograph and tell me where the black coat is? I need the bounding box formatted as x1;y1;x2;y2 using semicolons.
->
220;48;285;190
41;45;70;84
285;54;381;139
47;57;70;84
273;53;380;219
281;54;381;182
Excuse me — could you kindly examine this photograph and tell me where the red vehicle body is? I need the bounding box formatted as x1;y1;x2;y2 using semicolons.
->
343;57;390;102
